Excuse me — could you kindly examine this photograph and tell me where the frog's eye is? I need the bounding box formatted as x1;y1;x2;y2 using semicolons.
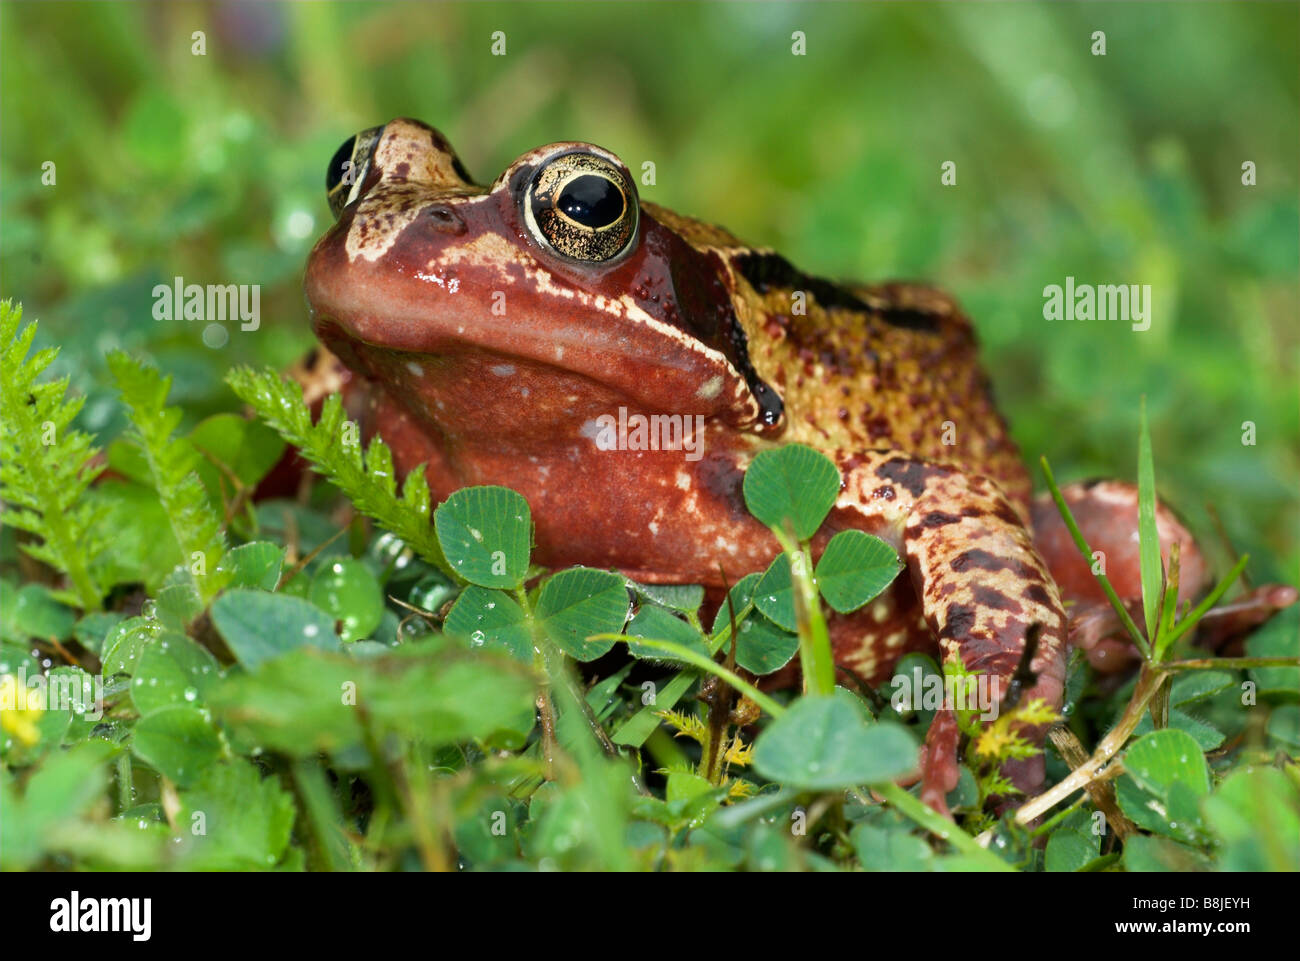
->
326;126;383;219
523;152;638;263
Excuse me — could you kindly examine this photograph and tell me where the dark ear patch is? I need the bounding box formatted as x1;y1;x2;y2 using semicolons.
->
733;251;941;333
659;243;783;427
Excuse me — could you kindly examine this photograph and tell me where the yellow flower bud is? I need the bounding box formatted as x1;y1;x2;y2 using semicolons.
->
0;674;45;747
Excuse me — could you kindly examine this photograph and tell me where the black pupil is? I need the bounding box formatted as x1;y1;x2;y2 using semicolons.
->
326;135;357;192
556;175;623;228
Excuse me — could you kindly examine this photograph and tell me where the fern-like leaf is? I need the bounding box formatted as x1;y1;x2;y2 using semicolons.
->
978;773;1020;800
224;366;452;575
655;708;708;745
724;778;757;800
107;351;227;604
0;302;107;610
722;734;754;768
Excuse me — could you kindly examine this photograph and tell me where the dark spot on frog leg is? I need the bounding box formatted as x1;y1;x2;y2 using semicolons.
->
971;584;1023;615
990;499;1023;526
878;457;941;498
1024;582;1054;608
950;548;1013;573
938;602;978;644
921;510;963;528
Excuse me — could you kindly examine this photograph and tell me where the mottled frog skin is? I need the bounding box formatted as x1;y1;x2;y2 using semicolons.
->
304;119;1223;810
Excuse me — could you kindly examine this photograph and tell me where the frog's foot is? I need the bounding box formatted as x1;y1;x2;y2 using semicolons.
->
919;709;962;816
1031;481;1296;667
1030;481;1198;672
1189;583;1298;653
1070;585;1298;670
839;453;1069;816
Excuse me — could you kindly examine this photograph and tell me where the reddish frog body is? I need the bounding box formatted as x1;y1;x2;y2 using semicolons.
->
303;119;1289;813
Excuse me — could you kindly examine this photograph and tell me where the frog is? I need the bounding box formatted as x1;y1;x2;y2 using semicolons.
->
302;118;1293;814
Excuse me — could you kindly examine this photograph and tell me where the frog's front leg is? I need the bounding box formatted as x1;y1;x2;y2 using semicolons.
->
839;453;1068;816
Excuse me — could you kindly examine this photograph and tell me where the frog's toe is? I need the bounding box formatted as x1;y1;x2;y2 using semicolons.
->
919;709;962;817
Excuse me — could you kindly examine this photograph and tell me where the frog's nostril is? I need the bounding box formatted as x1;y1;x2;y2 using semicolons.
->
424;205;466;234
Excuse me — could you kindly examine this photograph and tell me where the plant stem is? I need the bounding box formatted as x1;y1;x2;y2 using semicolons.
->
773;526;835;696
1153;540;1181;663
1045;727;1136;840
1160;554;1250;649
115;753;133;813
516;586;558;780
1136;396;1162;644
1015;665;1166;824
1161;655;1300;672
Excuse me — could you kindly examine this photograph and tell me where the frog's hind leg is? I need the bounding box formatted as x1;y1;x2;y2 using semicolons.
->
1030;481;1208;673
840;454;1068;816
1031;480;1297;668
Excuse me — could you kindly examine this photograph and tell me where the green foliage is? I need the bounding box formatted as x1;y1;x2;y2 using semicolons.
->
741;443;899;697
815;530;904;615
752;691;917;790
625;604;710;663
0;303;108;610
132;705;224;787
210;589;343;669
225;366;451;575
742;443;841;540
108;350;228;604
533;567;630;662
433;486;532;589
754;552;798;631
175;759;297;870
713;574;799;675
309;558;384;642
2;308;1297;875
443;585;532;661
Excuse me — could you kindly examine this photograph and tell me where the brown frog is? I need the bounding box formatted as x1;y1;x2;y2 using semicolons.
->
302;119;1285;812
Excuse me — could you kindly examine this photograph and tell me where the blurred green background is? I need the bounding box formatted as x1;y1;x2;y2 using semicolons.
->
2;1;1296;580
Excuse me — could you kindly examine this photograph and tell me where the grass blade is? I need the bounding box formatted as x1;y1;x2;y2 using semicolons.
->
1137;397;1163;649
1041;456;1150;660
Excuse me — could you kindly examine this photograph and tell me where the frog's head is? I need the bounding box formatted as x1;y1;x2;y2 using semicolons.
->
305;118;783;445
